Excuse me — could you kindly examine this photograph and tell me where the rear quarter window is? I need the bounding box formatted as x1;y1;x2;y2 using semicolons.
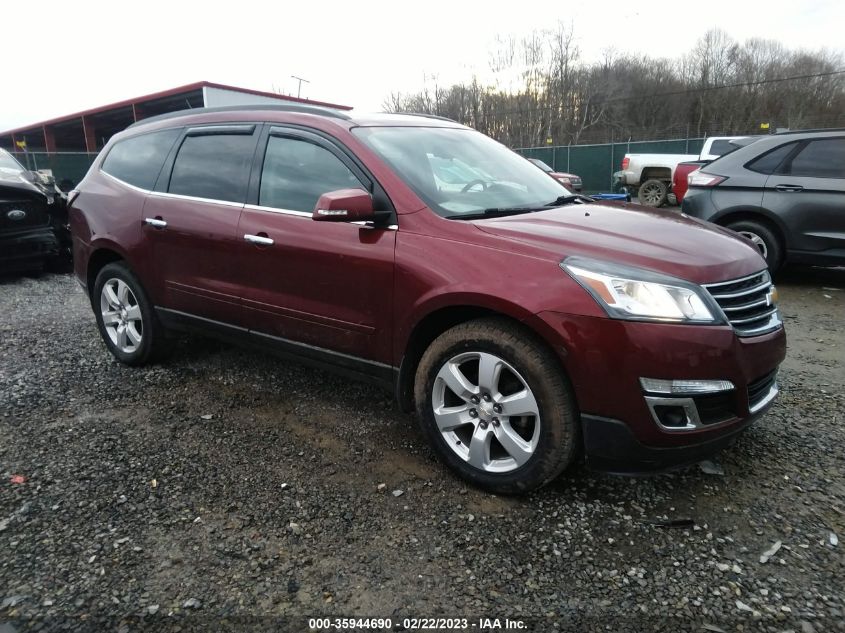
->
101;129;180;189
746;142;799;175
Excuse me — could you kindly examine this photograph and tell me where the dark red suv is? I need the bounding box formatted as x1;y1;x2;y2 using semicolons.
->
69;105;786;493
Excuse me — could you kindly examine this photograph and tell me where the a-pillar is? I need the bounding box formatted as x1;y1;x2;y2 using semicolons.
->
82;115;97;153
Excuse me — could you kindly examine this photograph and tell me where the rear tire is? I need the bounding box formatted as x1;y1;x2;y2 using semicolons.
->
725;219;783;273
637;179;668;207
414;318;578;494
92;262;167;366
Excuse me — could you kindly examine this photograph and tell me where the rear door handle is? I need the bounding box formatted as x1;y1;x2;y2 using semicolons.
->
775;184;804;192
144;217;167;228
244;233;274;246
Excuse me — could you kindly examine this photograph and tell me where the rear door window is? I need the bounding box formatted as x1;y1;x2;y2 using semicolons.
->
101;129;180;189
779;138;845;178
168;129;256;203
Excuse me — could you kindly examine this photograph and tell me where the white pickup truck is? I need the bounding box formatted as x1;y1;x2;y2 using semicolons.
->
618;137;747;206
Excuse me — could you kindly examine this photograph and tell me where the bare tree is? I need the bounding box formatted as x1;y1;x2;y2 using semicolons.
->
386;28;845;147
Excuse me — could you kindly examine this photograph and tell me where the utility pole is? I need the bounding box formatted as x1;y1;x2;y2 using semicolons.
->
290;75;310;98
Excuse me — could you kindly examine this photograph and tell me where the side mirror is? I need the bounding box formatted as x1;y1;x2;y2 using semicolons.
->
312;188;376;222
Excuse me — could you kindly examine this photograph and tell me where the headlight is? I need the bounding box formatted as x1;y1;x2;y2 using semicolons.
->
561;256;720;323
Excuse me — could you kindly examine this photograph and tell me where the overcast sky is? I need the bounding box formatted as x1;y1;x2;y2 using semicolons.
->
2;0;843;131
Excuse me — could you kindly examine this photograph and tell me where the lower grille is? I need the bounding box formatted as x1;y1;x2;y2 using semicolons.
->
704;271;781;337
693;392;737;425
748;370;778;411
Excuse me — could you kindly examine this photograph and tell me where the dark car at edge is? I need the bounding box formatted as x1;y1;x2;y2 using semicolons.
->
68;105;786;493
0;148;69;273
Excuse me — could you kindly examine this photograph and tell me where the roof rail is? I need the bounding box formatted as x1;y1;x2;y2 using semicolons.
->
128;103;352;129
394;112;459;123
774;127;845;135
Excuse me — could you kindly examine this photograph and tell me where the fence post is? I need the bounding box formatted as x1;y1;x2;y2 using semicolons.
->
566;144;570;172
552;145;557;171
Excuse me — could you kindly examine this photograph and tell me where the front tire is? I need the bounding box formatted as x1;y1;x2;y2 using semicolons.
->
414;318;578;494
726;219;783;272
92;262;167;366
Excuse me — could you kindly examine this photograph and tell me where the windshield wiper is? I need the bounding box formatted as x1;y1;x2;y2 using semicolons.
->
447;207;543;221
545;194;594;207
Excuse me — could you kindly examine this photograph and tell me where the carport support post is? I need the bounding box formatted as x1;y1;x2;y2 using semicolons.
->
82;115;97;153
43;125;56;154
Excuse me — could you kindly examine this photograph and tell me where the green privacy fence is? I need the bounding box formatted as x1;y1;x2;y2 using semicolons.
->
515;138;707;193
9;152;99;190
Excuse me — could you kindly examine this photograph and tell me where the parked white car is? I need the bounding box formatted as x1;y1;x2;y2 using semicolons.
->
618;137;747;206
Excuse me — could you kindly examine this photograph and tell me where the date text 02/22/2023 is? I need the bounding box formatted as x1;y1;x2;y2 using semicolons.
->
307;617;527;630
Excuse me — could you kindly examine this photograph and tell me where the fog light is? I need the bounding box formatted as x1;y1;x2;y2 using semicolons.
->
640;378;734;395
653;405;690;428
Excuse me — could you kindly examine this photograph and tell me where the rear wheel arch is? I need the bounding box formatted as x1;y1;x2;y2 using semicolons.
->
641;167;671;182
714;211;787;271
713;210;787;249
86;248;125;297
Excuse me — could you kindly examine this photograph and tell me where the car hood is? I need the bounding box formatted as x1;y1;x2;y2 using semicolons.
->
473;202;765;284
550;171;579;179
0;169;52;202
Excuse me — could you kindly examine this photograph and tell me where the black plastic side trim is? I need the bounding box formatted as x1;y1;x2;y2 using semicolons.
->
155;307;397;390
580;411;766;475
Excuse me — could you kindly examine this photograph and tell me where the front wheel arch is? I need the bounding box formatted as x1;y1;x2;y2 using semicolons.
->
396;305;571;414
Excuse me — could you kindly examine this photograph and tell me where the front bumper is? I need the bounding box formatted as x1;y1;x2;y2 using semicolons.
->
581;402;772;474
0;226;59;271
530;311;786;471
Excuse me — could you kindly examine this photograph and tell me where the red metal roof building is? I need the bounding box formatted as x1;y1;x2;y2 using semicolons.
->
0;81;351;153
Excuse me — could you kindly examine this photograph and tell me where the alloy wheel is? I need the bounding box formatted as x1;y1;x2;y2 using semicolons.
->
737;230;768;259
100;278;143;354
640;182;664;205
432;351;541;473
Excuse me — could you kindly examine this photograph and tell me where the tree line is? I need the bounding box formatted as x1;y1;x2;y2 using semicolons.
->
384;27;845;148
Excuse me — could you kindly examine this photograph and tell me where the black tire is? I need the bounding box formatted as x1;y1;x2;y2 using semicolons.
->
637;179;668;207
725;219;783;273
92;262;167;366
414;317;578;494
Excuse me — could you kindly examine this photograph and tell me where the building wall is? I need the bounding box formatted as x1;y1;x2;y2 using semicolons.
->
203;86;300;108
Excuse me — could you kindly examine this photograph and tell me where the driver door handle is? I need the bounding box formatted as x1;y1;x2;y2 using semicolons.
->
244;233;274;246
144;217;167;228
775;184;804;192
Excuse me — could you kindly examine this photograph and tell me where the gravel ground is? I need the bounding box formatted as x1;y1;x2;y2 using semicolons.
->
1;268;843;633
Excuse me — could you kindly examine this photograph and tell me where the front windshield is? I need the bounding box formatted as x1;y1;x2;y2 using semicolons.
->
352;127;569;217
0;150;25;174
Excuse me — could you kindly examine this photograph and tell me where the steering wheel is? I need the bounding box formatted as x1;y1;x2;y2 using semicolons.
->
461;179;488;193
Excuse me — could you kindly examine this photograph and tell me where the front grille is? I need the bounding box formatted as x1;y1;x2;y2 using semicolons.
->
704;271;781;336
0;199;50;231
748;370;778;410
